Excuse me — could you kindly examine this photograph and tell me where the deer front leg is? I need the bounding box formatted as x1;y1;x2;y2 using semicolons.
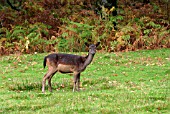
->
77;73;80;91
73;72;80;92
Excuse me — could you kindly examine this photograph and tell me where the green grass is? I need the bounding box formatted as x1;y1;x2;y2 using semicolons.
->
0;49;170;114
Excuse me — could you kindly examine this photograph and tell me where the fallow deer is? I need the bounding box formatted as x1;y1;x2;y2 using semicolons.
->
42;42;100;93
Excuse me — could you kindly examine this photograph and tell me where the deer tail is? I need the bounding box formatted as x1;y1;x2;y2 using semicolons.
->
43;56;47;68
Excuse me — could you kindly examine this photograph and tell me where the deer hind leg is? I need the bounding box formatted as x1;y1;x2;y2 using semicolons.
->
73;72;80;92
48;72;57;92
42;68;57;93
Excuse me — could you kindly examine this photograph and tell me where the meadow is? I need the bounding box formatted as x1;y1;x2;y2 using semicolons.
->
0;49;170;114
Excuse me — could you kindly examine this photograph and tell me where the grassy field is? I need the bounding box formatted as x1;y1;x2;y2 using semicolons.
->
0;49;170;114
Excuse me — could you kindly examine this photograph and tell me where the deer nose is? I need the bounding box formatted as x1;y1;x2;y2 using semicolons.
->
90;49;96;54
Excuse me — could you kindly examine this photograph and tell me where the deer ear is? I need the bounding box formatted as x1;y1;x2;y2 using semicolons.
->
96;42;100;47
85;42;89;47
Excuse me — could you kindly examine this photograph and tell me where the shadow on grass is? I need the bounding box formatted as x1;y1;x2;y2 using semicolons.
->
7;78;73;92
7;77;119;92
7;80;42;92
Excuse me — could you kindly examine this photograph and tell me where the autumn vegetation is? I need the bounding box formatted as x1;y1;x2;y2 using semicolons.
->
0;0;170;55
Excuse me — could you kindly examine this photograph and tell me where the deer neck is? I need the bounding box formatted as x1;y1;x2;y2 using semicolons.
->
81;53;95;71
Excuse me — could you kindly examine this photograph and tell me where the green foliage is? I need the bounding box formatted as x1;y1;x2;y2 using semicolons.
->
58;21;95;52
122;34;130;41
0;22;51;54
151;3;159;12
58;14;123;52
143;29;151;35
67;21;94;40
57;38;69;52
146;21;161;28
110;15;124;24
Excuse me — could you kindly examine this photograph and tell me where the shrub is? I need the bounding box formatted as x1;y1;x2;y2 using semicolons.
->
0;22;56;55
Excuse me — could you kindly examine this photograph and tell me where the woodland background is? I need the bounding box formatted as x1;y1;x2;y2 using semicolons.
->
0;0;170;55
